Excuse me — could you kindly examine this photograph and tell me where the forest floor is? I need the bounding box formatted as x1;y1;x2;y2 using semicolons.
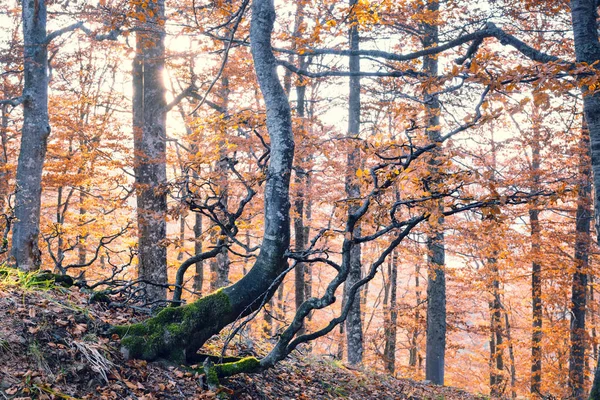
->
0;273;489;400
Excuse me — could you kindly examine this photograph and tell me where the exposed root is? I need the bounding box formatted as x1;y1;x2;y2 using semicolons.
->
71;340;115;383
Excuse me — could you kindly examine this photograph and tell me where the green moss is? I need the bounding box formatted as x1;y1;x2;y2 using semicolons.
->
207;367;219;387
214;357;261;377
115;289;232;361
112;322;149;337
166;323;184;336
120;336;146;357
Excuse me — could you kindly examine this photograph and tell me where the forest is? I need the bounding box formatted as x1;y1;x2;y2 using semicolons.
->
1;0;600;398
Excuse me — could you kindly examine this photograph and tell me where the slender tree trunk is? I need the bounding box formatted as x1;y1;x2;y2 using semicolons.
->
293;169;306;328
591;275;598;362
177;214;186;262
489;257;505;397
133;0;168;302
409;263;421;369
344;0;363;366
383;249;398;374
209;76;231;290
304;172;312;308
530;119;543;396
0;104;9;210
12;0;50;270
292;0;308;322
56;186;64;271
504;308;517;399
422;0;445;385
569;122;592;400
78;191;87;265
193;212;203;296
569;4;600;396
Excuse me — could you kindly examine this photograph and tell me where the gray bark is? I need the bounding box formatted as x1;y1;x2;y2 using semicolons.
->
568;4;600;396
530;117;542;395
193;213;203;296
344;0;364;366
133;0;168;302
291;0;308;326
423;0;446;386
383;249;398;373
78;191;87;266
11;0;50;270
209;75;231;291
569;121;592;400
489;257;505;397
409;263;422;370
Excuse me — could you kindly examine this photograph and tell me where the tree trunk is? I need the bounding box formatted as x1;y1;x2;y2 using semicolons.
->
12;0;50;271
409;262;421;370
344;0;364;366
304;172;313;309
569;121;592;400
505;308;517;399
78;191;87;266
568;4;600;397
209;74;231;291
422;0;445;386
489;257;505;397
116;0;294;363
292;0;308;326
530;118;543;396
193;212;203;296
383;249;398;374
133;0;168;302
0;104;10;210
177;214;186;262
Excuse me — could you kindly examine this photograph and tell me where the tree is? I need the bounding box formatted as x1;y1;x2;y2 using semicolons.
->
132;0;168;302
343;0;364;366
10;0;52;270
569;120;592;399
422;0;446;386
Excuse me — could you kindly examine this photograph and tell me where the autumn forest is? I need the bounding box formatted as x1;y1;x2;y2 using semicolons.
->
1;0;600;398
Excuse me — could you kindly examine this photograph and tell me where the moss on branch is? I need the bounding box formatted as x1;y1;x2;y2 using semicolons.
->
201;356;262;390
213;356;261;377
113;289;232;362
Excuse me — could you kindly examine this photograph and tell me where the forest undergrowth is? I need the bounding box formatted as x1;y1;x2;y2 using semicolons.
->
0;268;490;400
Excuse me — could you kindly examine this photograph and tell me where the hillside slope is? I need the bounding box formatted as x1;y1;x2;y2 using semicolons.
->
0;277;487;400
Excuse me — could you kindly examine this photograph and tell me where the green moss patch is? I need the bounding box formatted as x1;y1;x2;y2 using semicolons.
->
114;289;232;361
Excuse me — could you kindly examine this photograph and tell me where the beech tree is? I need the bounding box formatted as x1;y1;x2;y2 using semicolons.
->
9;0;52;270
132;0;168;302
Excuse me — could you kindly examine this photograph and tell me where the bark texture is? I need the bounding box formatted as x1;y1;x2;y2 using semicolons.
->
568;123;591;400
569;2;600;395
383;249;398;374
529;120;542;396
422;0;446;386
133;0;168;302
344;0;364;366
12;0;50;270
489;257;505;397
